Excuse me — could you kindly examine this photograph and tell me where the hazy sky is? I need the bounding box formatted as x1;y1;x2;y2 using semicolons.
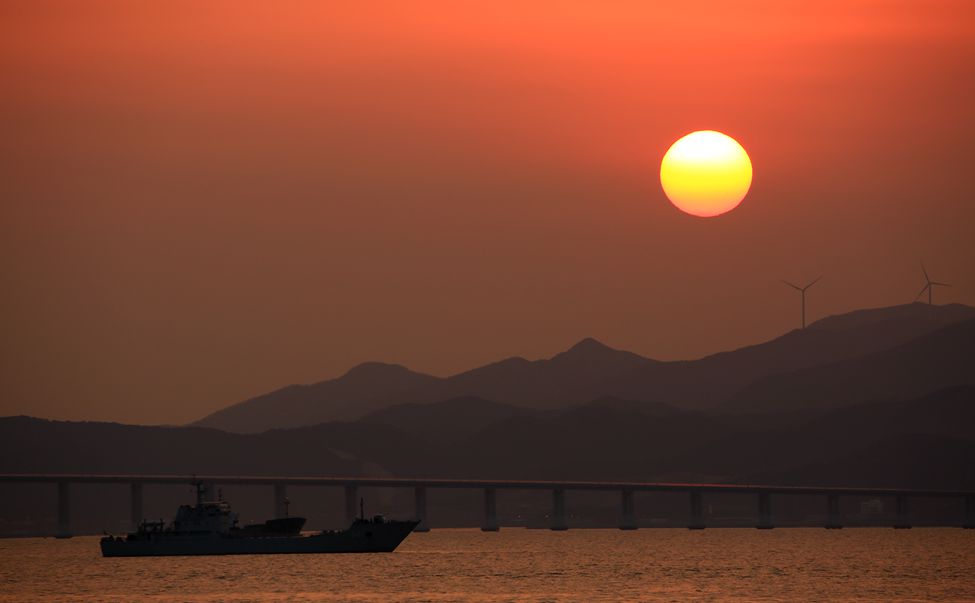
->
2;1;974;424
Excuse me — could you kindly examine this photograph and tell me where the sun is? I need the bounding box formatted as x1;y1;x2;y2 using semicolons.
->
660;130;753;217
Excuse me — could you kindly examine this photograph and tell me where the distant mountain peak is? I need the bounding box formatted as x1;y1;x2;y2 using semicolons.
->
569;337;616;352
193;301;975;434
546;337;655;372
190;361;439;432
565;337;617;354
342;361;418;378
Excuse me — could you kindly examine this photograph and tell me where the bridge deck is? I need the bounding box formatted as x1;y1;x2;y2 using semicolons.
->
1;474;971;498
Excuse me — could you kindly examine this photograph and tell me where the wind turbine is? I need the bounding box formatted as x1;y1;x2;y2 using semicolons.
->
782;276;822;329
916;263;950;305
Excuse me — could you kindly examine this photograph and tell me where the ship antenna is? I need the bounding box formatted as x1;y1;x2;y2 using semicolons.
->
191;477;204;506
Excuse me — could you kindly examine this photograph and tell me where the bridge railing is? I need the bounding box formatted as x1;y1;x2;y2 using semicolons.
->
1;474;973;536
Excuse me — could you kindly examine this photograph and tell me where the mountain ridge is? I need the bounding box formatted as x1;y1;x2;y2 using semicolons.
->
5;385;972;488
193;362;439;433
723;318;975;413
192;302;975;433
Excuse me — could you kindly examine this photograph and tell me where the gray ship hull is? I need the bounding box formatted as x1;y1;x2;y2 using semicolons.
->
101;520;419;557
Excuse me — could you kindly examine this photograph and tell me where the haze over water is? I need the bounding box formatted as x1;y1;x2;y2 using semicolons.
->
3;529;973;602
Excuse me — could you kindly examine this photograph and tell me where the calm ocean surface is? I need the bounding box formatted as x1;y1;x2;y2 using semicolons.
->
2;529;973;602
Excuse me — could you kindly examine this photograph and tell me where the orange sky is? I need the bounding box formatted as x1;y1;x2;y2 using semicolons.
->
2;1;974;424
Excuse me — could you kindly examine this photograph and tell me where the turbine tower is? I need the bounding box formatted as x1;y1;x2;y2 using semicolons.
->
782;276;822;329
916;263;950;305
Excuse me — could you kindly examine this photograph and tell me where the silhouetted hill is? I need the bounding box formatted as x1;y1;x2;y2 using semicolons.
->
260;420;439;477
675;386;975;483
722;319;975;413
193;362;439;432
3;387;973;490
0;417;362;475
201;396;715;482
576;395;678;417
386;337;661;410
808;302;974;333
193;302;975;432
446;398;715;481
604;302;975;409
361;396;524;445
747;434;975;490
300;394;681;477
194;337;661;433
340;386;974;485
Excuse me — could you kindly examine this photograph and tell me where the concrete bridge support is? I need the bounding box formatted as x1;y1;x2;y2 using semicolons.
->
273;483;288;518
56;480;71;538
551;488;568;530
965;496;975;529
344;485;358;525
688;491;705;529
619;490;637;530
756;492;774;529
414;487;429;532
825;494;843;529
894;495;911;529
130;482;144;530
481;488;499;532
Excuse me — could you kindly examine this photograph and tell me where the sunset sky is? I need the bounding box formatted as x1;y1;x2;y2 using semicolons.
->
2;1;974;424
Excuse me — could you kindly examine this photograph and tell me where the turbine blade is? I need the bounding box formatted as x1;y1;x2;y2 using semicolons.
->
915;283;929;299
781;280;802;291
931;282;951;287
804;275;823;290
920;262;930;283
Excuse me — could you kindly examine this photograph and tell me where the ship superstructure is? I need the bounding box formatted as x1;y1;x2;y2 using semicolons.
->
100;483;417;557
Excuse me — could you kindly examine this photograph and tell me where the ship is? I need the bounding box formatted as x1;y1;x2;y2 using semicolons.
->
100;483;419;557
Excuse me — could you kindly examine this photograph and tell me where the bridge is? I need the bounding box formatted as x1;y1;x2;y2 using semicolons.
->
2;474;973;537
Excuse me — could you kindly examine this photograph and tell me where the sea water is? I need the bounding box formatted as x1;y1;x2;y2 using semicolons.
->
1;528;973;602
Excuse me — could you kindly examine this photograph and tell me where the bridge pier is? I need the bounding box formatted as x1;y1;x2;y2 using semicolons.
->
273;483;288;518
688;491;705;529
414;487;429;532
825;494;843;529
619;489;637;530
130;482;143;530
481;488;499;532
56;481;71;538
551;488;567;530
4;475;972;534
344;485;358;525
756;492;774;529
894;495;911;529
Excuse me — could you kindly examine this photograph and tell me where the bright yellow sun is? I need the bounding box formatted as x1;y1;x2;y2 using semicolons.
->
660;130;753;217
